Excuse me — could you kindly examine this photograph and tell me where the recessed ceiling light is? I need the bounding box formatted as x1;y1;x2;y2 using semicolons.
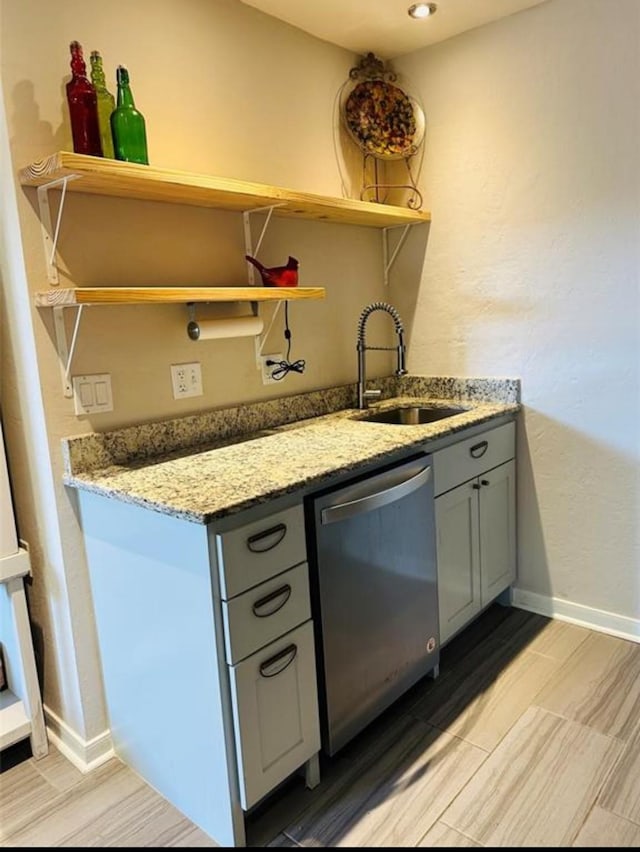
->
408;3;437;19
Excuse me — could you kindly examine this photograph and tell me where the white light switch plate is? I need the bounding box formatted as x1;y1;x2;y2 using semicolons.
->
72;374;113;415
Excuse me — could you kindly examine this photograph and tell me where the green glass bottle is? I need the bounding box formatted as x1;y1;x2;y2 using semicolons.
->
110;65;149;165
89;51;115;159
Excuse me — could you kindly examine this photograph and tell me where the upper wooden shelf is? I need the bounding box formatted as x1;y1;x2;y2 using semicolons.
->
19;152;431;229
34;286;325;307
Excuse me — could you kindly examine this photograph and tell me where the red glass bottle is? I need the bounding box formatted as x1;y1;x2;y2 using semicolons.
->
66;41;103;156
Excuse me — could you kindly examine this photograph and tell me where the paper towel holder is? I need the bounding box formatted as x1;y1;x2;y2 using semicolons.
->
186;301;262;341
186;300;287;378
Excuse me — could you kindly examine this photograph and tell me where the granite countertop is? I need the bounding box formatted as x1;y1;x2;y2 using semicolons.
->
62;376;520;525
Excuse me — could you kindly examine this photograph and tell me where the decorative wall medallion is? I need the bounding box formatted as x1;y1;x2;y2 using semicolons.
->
337;53;425;209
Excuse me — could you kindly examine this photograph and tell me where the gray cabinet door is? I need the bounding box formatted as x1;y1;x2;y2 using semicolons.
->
436;480;482;645
479;460;516;606
228;620;320;810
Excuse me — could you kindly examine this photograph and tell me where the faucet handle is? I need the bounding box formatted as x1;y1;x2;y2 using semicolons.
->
363;389;382;400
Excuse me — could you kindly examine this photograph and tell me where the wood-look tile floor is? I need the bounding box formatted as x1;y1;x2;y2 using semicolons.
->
2;605;640;847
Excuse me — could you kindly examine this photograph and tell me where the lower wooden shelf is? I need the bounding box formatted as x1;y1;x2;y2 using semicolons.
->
34;286;325;307
0;550;48;759
0;689;31;751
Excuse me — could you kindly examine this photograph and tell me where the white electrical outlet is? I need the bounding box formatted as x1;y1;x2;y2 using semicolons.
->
260;353;284;385
171;362;203;399
72;373;113;415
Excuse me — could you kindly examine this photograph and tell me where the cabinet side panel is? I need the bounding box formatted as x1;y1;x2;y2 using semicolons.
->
77;491;242;846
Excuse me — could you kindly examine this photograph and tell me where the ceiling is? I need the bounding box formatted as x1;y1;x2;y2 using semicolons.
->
239;0;547;58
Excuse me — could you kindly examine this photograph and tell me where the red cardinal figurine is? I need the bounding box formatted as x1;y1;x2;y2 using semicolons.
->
245;254;299;287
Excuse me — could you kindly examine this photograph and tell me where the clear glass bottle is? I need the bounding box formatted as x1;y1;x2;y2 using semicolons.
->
65;41;103;157
89;50;115;159
110;66;149;165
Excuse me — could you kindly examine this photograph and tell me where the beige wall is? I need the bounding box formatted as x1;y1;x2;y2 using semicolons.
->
395;0;640;624
1;0;396;745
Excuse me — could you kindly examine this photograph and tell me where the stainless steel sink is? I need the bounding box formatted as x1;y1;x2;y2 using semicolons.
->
356;405;468;425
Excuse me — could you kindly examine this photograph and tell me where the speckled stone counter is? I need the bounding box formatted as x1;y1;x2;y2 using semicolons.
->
62;376;520;524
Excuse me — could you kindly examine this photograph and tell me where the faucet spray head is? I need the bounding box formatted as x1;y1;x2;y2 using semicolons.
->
396;330;408;376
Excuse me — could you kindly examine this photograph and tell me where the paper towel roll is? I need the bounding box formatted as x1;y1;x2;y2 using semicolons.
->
187;315;264;341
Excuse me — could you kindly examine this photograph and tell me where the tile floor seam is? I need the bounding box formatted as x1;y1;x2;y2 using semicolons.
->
438;706;624;848
595;743;640;828
395;727;490;847
411;735;498;847
596;804;640;831
0;783;68;843
409;774;485;848
530;704;633;746
566;796;600;847
278;716;487;848
418;719;493;754
281;829;304;846
5;765;146;847
438;816;487;847
523;638;590;664
411;676;547;757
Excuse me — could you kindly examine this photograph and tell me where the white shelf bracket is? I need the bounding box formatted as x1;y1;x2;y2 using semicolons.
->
53;304;84;397
382;223;414;287
253;299;284;367
36;174;80;285
242;204;285;285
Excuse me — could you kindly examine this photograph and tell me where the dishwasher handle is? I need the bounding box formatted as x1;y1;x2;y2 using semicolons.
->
321;464;431;526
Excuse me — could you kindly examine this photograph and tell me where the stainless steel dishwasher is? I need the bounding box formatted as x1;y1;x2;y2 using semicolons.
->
306;453;439;756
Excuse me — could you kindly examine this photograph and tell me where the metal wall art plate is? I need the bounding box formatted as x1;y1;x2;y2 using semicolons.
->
343;78;425;161
335;52;426;208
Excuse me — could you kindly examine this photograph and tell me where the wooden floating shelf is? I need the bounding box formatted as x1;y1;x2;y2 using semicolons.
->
20;152;431;229
34;286;326;307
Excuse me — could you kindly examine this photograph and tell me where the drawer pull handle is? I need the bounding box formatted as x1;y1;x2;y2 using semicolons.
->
247;523;287;553
472;482;481;490
259;644;297;678
470;440;489;459
481;479;490;486
252;584;292;618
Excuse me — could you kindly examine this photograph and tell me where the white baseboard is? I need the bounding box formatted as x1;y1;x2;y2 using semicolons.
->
512;588;640;644
44;704;114;773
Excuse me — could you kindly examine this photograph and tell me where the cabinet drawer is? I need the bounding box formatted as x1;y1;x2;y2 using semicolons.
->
216;504;306;599
222;562;311;664
433;421;515;496
229;620;321;811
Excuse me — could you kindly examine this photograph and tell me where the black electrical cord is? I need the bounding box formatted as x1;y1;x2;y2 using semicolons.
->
266;302;306;380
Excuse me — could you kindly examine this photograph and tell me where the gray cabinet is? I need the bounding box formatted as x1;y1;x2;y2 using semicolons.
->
479;460;517;605
214;504;321;811
228;621;320;809
434;478;481;642
434;423;516;645
77;491;320;847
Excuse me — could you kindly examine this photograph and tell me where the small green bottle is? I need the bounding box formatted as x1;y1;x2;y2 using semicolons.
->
89;51;115;159
110;65;149;165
